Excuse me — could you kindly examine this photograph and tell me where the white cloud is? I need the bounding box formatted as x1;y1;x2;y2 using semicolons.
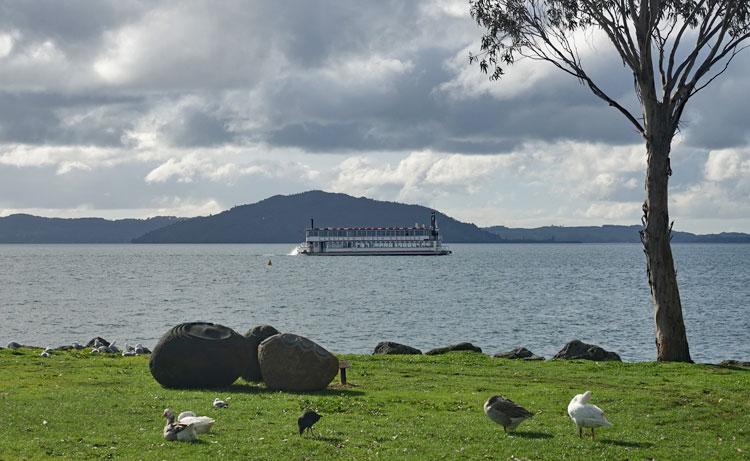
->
704;148;750;181
0;32;16;58
144;153;319;185
584;201;642;221
330;150;518;201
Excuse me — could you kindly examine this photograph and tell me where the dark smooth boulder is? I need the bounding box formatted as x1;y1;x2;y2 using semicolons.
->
553;340;621;361
149;322;251;388
258;333;338;391
242;324;281;381
494;347;544;360
373;341;422;355
425;342;482;355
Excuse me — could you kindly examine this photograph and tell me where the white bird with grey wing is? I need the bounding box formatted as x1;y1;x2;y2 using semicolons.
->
483;395;534;433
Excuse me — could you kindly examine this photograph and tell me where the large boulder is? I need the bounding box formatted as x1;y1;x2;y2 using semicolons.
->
149;322;250;388
494;347;544;360
373;341;422;355
425;342;482;355
242;324;281;381
553;340;621;361
258;333;338;391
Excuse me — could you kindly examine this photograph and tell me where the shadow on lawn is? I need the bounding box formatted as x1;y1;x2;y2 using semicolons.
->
510;431;554;439
214;383;365;396
598;439;653;448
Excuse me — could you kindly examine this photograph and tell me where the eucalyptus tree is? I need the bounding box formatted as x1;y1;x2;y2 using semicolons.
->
470;0;750;361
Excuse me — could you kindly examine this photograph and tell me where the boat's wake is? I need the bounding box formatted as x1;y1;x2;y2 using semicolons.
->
288;246;299;256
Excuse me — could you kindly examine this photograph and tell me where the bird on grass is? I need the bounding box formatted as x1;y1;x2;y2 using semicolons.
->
213;398;229;409
162;408;197;442
483;395;534;433
567;390;612;439
163;409;216;434
298;410;321;436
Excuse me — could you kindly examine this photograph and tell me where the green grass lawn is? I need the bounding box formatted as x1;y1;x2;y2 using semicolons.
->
1;348;748;460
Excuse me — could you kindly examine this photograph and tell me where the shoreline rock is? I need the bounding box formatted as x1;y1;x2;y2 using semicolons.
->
494;347;544;361
425;342;482;355
373;342;422;355
553;340;621;361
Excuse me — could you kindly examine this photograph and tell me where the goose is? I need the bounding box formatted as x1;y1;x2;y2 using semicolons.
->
213;398;229;409
40;351;50;358
163;409;197;442
567;390;612;439
483;395;534;433
173;410;215;434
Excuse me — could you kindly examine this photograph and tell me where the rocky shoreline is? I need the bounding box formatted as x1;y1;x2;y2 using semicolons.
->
4;336;748;367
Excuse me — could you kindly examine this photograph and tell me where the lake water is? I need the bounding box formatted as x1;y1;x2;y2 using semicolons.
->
0;244;748;363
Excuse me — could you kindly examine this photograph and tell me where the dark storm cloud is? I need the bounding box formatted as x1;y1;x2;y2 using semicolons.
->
0;91;142;146
0;0;747;154
161;108;235;148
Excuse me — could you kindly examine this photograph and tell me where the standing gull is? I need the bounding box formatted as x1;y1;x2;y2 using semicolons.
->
483;395;534;433
567;390;612;439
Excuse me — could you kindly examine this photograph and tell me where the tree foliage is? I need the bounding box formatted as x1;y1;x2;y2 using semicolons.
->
469;0;750;136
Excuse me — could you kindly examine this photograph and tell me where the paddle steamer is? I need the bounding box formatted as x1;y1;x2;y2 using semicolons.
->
296;212;451;256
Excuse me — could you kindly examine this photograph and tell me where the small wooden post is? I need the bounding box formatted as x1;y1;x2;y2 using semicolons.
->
338;359;350;385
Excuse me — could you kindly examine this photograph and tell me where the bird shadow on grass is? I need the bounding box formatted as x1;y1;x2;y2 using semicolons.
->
212;383;365;396
309;435;344;444
509;431;553;439
598;439;653;448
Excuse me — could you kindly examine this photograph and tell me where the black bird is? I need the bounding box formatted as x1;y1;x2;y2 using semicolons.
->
298;410;321;435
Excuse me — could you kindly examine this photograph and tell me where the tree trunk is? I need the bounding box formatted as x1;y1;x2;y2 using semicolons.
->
641;117;692;362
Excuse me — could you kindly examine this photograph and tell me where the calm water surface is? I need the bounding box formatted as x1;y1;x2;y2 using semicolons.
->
1;244;747;362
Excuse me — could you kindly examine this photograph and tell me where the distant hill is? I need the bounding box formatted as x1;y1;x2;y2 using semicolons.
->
133;190;503;243
0;214;178;243
484;224;750;243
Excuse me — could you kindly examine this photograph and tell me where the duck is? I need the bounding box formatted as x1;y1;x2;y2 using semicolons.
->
162;409;197;442
213;398;229;409
567;390;612;439
173;410;216;434
483;395;534;433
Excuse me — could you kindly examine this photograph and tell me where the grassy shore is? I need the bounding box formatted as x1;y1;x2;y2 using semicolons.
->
1;348;748;460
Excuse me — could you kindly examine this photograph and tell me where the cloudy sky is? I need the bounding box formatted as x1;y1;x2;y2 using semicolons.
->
0;0;748;233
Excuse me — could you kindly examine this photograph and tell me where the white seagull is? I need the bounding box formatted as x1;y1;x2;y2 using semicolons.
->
162;409;197;442
483;395;534;433
213;398;229;409
567;390;612;439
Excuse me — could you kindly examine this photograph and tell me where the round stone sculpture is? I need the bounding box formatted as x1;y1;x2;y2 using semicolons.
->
149;322;250;388
258;333;339;391
242;324;281;382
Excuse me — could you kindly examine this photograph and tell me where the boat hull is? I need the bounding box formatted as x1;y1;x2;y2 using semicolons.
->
298;247;451;256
